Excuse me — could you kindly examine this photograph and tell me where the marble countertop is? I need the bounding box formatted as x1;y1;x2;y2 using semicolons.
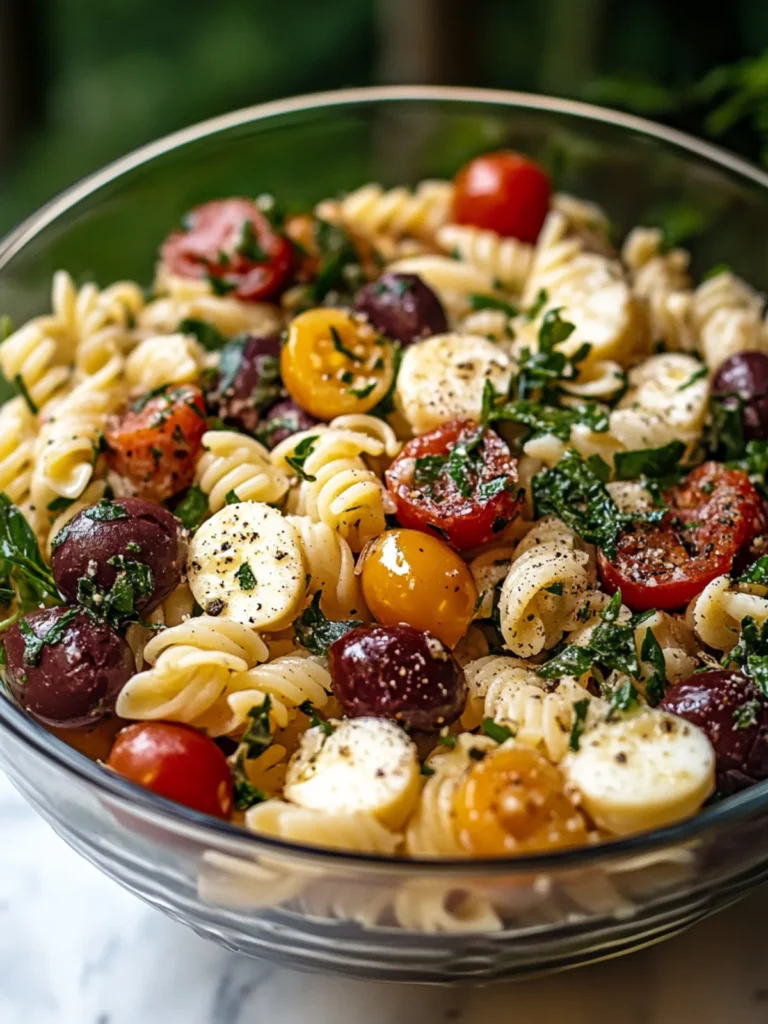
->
2;769;768;1024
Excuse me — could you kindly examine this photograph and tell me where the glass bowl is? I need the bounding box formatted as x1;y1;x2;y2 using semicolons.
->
2;86;768;984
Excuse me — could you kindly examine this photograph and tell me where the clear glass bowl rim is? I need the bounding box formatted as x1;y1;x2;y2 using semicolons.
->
2;83;768;876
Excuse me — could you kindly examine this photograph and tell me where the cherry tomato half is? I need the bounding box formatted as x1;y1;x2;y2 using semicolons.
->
360;528;477;648
160;198;294;302
281;307;395;420
385;419;522;550
106;384;207;502
598;462;766;612
453;151;551;244
107;722;233;819
454;745;590;856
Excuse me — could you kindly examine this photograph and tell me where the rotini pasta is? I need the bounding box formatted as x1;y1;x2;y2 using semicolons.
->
687;574;768;651
317;179;453;242
286;515;366;620
195;430;290;513
436;223;533;293
622;226;695;351
125;333;205;394
245;800;401;855
691;270;765;371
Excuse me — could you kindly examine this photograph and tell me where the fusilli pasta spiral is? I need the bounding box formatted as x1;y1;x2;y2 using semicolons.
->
196;430;290;513
687;575;768;651
436;223;533;293
125;333;205;394
317;180;453;241
245;800;401;854
691;270;765;371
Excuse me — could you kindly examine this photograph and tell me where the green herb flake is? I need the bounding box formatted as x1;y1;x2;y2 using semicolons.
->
613;441;686;482
83;499;129;523
233;778;268;811
526;288;548;321
568;698;590;751
733;699;760;730
293;592;362;657
235;562;257;591
437;733;457;748
739;556;768;587
545;582;564;596
299;698;335;736
46;496;74;513
468;294;519;318
481;718;516;743
285;435;319;482
420;763;436;777
13;374;38;415
348;380;377;400
241;697;274;758
236;219;269;262
171;485;209;531
676;364;708;391
225;489;240;505
330;325;362;362
178;318;228;352
18;605;80;667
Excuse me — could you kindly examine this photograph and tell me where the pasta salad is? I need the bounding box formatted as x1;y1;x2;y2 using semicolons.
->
2;147;768;860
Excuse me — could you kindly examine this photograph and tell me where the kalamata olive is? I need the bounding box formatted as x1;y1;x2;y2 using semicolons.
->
4;607;135;728
329;624;466;731
354;272;448;346
660;669;768;793
51;497;187;613
205;334;282;434
255;398;319;448
712;351;768;441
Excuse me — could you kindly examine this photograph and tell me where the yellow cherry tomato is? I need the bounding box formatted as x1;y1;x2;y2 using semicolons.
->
360;528;478;648
454;745;590;857
281;308;395;420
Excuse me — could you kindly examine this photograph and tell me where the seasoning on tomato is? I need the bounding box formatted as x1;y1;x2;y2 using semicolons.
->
280;307;395;420
160;198;294;302
105;384;207;502
598;462;766;612
454;745;590;856
452;150;552;244
107;722;234;819
360;528;477;648
385;419;522;550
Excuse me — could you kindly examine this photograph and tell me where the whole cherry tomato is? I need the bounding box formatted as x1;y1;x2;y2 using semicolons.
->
385;419;522;550
453;151;551;243
281;307;395;420
598;462;765;611
454;745;590;856
107;722;234;819
160;198;294;302
105;384;207;502
360;528;477;647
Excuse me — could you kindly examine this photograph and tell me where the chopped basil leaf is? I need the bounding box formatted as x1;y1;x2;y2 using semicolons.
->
0;495;60;627
77;556;154;628
676;364;708;391
545;582;564;596
241;697;273;758
83;499;129;523
171;485;208;531
640;627;667;706
233;778;268;811
733;699;760;730
330;325;362;362
46;496;74;513
702;263;731;281
293;592;362;657
235;562;257;591
437;733;457;748
481;718;515;743
285;435;318;482
569;698;590;751
348;381;377;400
468;747;487;761
613;440;686;482
299;698;335;736
540;590;639;681
225;489;240;505
526;288;548;320
607;678;640;715
476;476;515;502
236;219;269;262
13;374;38;415
313;219;363;302
723;616;768;697
178;318;228;352
468;294;518;318
707;394;746;461
206;273;237;296
739;556;768;587
533;449;664;559
420;763;436;777
18;606;80;667
489;398;609;441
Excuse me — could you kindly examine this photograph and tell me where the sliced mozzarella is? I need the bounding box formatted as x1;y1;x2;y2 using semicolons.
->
284;717;421;830
562;710;715;836
187;502;305;630
395;332;512;434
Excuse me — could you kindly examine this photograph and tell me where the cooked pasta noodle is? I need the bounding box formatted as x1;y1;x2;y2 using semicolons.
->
124;333;205;394
245;800;401;854
691;270;765;370
687;574;768;651
0;397;37;509
286;515;366;620
622;227;695;351
195;430;290;513
436;223;533;293
224;652;332;733
317;180;453;241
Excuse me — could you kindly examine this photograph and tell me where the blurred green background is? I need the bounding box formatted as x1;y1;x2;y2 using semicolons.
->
2;0;768;234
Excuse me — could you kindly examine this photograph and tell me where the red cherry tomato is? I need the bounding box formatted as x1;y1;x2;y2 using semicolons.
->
453;151;551;243
598;462;766;611
105;384;207;502
385;419;522;550
160;198;294;302
107;722;233;819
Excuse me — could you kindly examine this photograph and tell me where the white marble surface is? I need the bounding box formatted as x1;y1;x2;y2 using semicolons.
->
2;768;768;1024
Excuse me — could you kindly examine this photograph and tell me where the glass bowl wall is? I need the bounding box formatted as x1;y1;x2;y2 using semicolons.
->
1;87;768;982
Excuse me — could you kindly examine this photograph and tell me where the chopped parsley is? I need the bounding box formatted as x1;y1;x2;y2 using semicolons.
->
437;733;457;748
285;435;318;482
0;494;60;630
330;325;362;362
723;616;768;697
13;374;38;415
613;441;686;484
293;592;362;656
311;219;364;303
533;449;665;559
233;778;268;812
607;678;641;715
481;718;515;743
18;606;80;667
568;698;590;751
641;627;667;706
225;489;240;505
235;562;257;591
82;499;129;523
739;557;768;587
488;397;609;442
526;288;548;320
46;496;75;513
206;272;237;296
178;318;228;352
299;699;335;736
468;294;519;318
348;380;377;400
676;363;708;391
236;219;269;262
170;485;208;531
540;591;640;681
240;698;274;759
545;582;564;596
76;556;154;628
733;699;760;730
421;763;436;777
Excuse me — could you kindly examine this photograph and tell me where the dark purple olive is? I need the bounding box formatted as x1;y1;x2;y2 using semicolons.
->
329;624;466;731
712;351;768;442
4;607;135;728
660;669;768;793
354;272;448;346
51;497;187;613
255;398;319;449
205;334;282;434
